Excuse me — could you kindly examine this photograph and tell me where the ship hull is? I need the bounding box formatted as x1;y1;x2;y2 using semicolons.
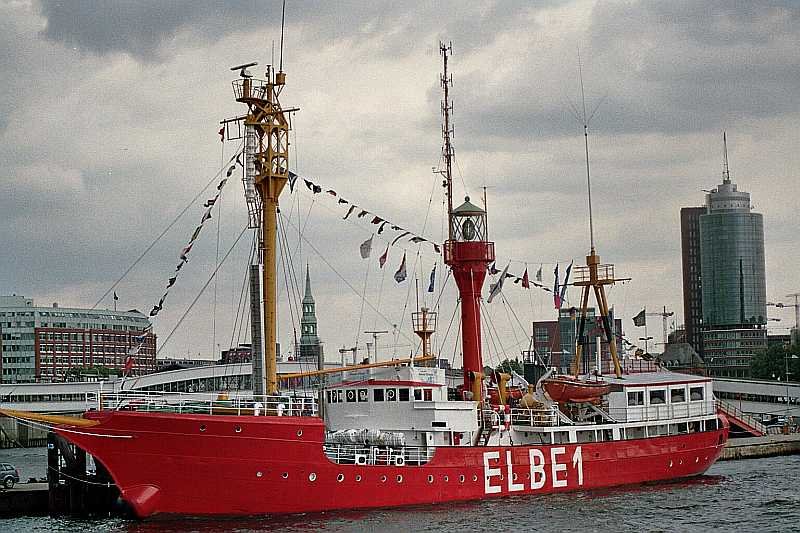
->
57;410;728;518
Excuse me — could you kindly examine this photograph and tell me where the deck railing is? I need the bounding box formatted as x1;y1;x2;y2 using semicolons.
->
608;400;716;423
87;390;318;418
322;443;435;466
479;406;561;428
510;407;560;427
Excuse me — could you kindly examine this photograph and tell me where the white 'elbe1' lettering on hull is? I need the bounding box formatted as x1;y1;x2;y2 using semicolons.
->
484;446;584;494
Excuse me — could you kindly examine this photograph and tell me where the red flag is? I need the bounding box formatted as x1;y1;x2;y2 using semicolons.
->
522;268;530;289
124;353;135;374
218;126;224;142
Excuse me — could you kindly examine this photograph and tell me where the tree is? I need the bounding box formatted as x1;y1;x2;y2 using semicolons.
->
750;343;800;381
495;358;523;375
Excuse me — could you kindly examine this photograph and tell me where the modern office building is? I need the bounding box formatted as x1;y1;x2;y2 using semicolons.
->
680;206;706;357
0;295;155;383
680;137;768;377
532;307;623;374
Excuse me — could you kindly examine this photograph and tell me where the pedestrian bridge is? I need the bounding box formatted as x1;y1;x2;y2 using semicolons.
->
0;361;329;414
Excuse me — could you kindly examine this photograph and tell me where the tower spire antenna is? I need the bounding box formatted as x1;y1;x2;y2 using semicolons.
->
439;40;454;241
722;131;731;183
279;0;287;72
578;46;595;253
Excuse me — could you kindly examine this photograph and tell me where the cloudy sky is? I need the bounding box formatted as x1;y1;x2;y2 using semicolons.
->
1;1;798;367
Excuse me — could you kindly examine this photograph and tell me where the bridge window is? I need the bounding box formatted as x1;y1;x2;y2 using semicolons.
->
398;388;410;402
345;389;357;403
671;387;686;403
627;391;644;406
385;388;397;402
373;389;385;402
358;389;368;402
649;390;666;405
414;389;422;401
690;387;704;401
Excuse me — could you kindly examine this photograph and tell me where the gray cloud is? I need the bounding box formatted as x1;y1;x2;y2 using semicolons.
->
1;1;798;362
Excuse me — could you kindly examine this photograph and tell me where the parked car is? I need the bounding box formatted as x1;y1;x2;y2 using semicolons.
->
1;462;20;489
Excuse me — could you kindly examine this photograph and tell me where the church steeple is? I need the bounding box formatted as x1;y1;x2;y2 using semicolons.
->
298;264;322;362
303;264;314;305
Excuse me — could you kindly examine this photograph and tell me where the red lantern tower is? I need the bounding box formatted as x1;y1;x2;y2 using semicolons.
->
439;43;495;402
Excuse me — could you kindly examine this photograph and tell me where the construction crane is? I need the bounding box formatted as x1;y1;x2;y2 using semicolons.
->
637;306;675;347
768;292;800;333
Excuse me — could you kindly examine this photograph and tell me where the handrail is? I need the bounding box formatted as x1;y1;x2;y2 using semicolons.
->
322;443;435;466
716;399;767;436
607;400;717;423
89;390;318;418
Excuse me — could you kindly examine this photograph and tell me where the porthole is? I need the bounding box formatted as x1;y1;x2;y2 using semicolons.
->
459;475;465;483
499;474;504;481
525;473;531;479
297;429;303;437
356;475;362;482
282;472;289;479
396;475;403;483
199;424;206;432
513;473;518;481
309;473;317;482
472;474;478;482
234;425;242;433
380;475;387;483
256;471;263;478
427;475;434;484
337;473;345;482
443;475;449;482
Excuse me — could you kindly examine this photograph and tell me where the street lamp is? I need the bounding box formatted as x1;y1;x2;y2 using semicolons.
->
786;353;798;420
639;336;654;355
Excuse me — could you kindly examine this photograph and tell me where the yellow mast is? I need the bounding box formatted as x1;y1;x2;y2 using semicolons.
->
232;66;296;395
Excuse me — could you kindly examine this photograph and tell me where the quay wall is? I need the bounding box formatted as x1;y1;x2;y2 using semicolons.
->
1;417;51;448
719;434;800;461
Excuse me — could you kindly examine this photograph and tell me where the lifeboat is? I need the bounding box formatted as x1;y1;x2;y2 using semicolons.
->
541;376;611;403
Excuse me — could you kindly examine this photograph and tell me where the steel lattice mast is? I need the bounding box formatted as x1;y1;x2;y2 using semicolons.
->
229;63;298;395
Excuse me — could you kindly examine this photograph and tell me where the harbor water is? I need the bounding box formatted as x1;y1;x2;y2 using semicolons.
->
1;447;798;532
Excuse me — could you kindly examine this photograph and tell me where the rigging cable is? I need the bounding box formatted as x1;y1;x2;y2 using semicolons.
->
212;136;226;363
154;224;249;358
91;141;243;309
281;213;417;347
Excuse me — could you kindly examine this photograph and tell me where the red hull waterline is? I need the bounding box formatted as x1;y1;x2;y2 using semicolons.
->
57;410;729;518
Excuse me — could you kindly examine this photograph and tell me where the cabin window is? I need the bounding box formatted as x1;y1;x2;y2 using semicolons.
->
424;389;433;401
385;388;397;401
649;390;666;405
358;389;368;402
705;418;717;431
690;386;704;401
374;389;385;402
399;388;410;402
627;391;644;406
414;389;423;401
670;387;686;403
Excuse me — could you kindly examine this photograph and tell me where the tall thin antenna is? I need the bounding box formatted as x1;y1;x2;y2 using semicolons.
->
578;48;595;252
722;131;731;183
440;41;454;241
279;0;287;72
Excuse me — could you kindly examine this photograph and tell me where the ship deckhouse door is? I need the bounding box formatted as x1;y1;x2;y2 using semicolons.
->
425;432;434;446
